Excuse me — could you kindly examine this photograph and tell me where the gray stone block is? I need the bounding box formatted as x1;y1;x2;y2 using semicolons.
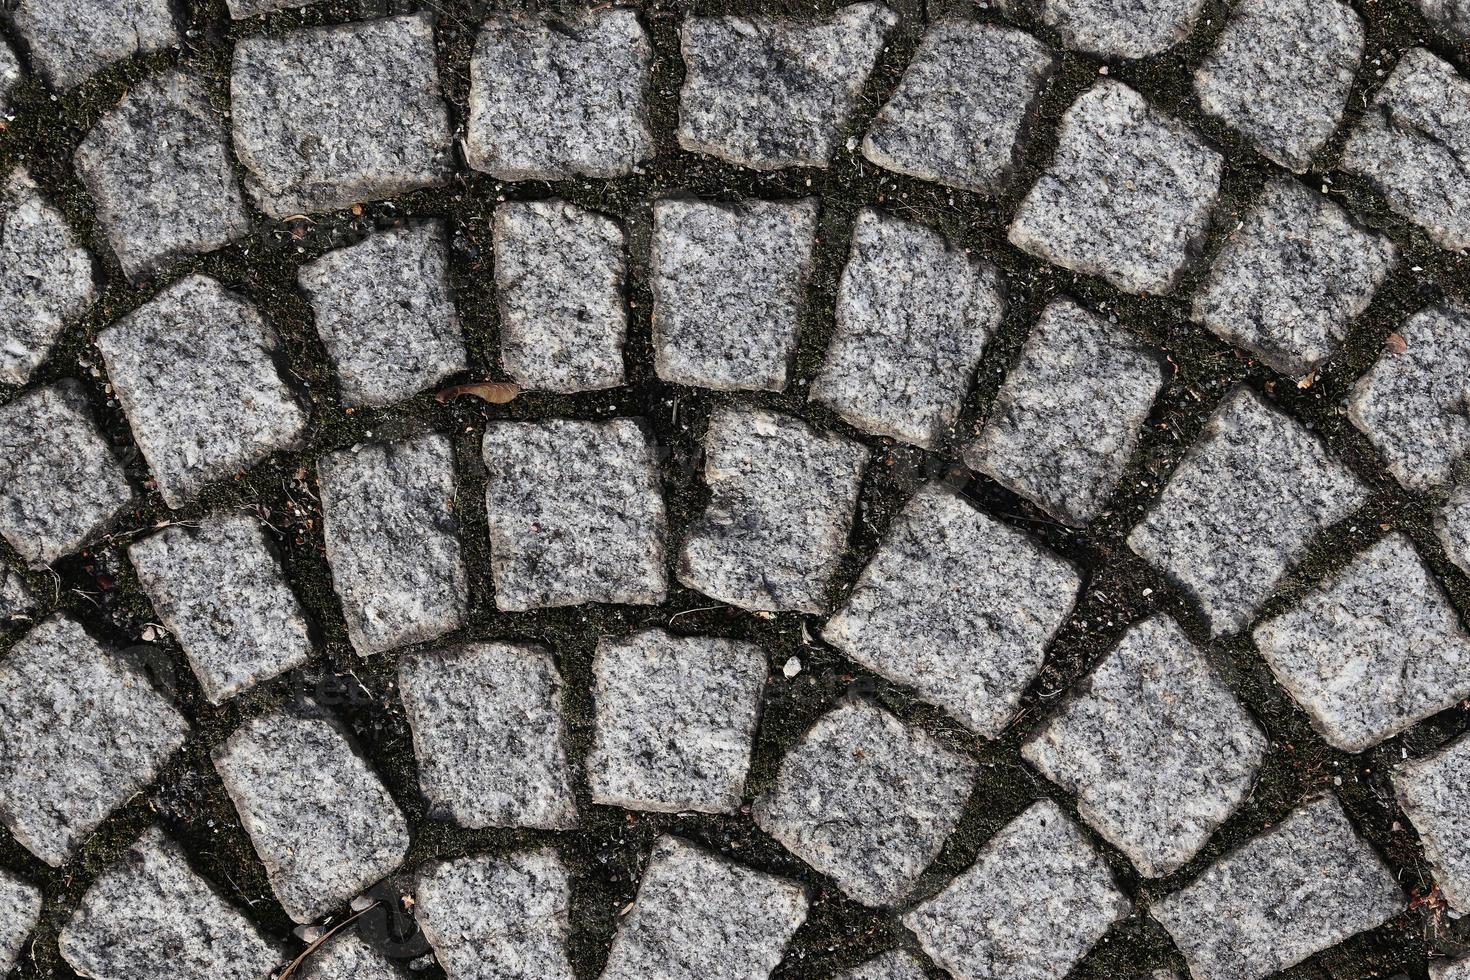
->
812;209;1003;449
1395;734;1470;912
1152;797;1402;980
467;10;654;180
1416;0;1470;40
678;3;898;170
1435;957;1470;980
678;407;867;614
227;0;327;18
824;483;1080;736
1024;0;1205;58
0;870;40;976
7;0;178;90
839;951;928;980
231;15;452;217
299;221;467;407
319;433;470;656
1438;483;1470;577
1127;387;1367;636
0;37;20;115
97;274;309;509
903;799;1130;980
0;615;188;866
0;568;34;622
296;932;398;980
400;642;578;830
651;196;819;393
1009;81;1223;295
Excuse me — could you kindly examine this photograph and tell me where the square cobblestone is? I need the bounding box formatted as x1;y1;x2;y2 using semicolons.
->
8;0;178;90
840;951;927;980
296;932;398;980
825;483;1080;736
0;37;20;115
1024;0;1205;58
0;568;33;622
467;10;653;180
400;642;579;830
1128;387;1367;636
589;628;767;815
231;15;452;217
0;869;40;976
812;209;1003;449
0;616;188;866
97;274;308;509
1395;734;1470;912
1010;81;1223;295
651;196;819;393
1023;615;1267;877
904;799;1130;980
1439;483;1470;577
227;0;326;16
1416;0;1470;40
1436;958;1470;980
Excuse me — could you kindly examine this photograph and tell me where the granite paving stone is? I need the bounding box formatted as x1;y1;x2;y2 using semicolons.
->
824;483;1080;736
1436;958;1470;980
839;951;928;980
227;0;327;16
0;870;40;975
1416;0;1470;40
1395;734;1470;911
296;932;399;980
0;568;34;622
7;0;178;90
0;37;21;115
1022;0;1206;58
1439;483;1470;577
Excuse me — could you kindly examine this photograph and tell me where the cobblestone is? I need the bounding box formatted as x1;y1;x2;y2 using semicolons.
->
1439;483;1470;576
227;0;325;16
0;568;33;622
1436;957;1470;980
1024;0;1205;58
7;0;178;90
1417;0;1470;40
0;38;19;115
840;951;928;980
1395;734;1470;912
295;932;398;980
0;870;40;975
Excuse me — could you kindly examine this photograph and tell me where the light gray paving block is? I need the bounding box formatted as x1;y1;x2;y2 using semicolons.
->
0;37;20;114
812;209;1002;449
602;836;808;980
903;799;1130;980
0;168;94;386
839;951;928;980
493;201;626;393
128;513;312;705
213;706;410;924
1417;0;1470;40
299;221;467;407
589;628;767;815
7;0;178;90
0;568;34;622
1152;797;1403;980
1128;387;1367;636
651;196;819;393
1436;957;1470;980
0;870;40;975
863;21;1054;193
400;642;578;830
318;433;470;656
1342;49;1470;251
297;932;398;980
74;71;251;281
467;10;654;180
231;15;452;218
0;615;188;866
678;407;867;614
1396;734;1470;912
678;3;898;170
227;0;327;18
1024;0;1205;58
1193;0;1363;173
59;827;280;980
97;274;308;509
1023;615;1267;877
824;483;1080;736
1439;482;1470;577
1192;180;1397;377
0;381;131;565
1010;80;1223;295
753;701;976;906
966;297;1164;525
416;850;575;980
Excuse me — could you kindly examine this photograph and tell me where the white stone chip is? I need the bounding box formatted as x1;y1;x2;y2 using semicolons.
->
839;951;928;980
812;209;1002;449
825;483;1080;736
1395;734;1470;912
1152;797;1403;980
1026;0;1205;58
295;931;399;980
0;870;41;975
8;0;178;90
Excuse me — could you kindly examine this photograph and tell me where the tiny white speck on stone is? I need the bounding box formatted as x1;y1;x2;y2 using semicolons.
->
783;656;801;679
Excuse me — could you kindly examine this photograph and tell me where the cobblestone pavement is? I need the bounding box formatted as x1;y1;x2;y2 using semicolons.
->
2;1;1470;978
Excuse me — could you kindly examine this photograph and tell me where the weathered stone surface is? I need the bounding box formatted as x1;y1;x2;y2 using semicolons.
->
400;642;578;830
754;701;975;906
231;15;452;217
494;201;627;393
1128;387;1367;636
651;196;819;393
602;836;808;980
812;209;1003;448
1193;0;1363;173
1023;615;1267;877
0;381;131;565
904;799;1130;980
825;483;1079;736
0;169;95;385
8;0;178;90
1342;49;1470;251
74;71;250;281
839;951;928;980
1192;180;1397;377
1395;734;1470;912
966;297;1164;525
1435;956;1470;980
678;3;898;170
97;274;308;509
0;615;188;866
318;433;470;656
1152;797;1403;980
416;850;575;980
296;932;398;980
467;10;653;180
589;628;767;815
59;827;280;980
0;568;34;622
128;513;313;705
227;0;326;18
1416;0;1470;40
0;37;20;115
1439;483;1470;577
0;870;41;975
1025;0;1205;58
679;407;867;613
213;706;410;924
863;22;1053;193
299;221;466;407
1009;81;1223;295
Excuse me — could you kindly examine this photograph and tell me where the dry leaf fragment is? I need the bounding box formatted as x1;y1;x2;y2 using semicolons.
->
435;381;520;405
1384;332;1409;355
